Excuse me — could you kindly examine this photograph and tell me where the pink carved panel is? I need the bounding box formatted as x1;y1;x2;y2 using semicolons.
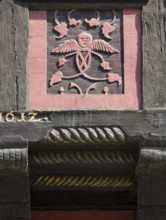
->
29;9;141;110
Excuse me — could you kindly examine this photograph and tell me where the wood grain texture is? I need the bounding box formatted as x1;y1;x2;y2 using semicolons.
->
23;0;147;2
31;190;137;210
31;210;135;220
137;142;166;220
0;137;30;219
23;0;149;11
0;1;165;219
0;0;28;111
138;175;166;205
142;0;166;109
137;207;166;220
0;110;166;142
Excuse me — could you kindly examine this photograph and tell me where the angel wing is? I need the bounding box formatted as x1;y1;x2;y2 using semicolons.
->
52;40;79;53
91;40;119;54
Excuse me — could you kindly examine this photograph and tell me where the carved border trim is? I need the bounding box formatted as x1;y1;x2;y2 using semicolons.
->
48;126;126;144
32;175;134;188
31;150;136;165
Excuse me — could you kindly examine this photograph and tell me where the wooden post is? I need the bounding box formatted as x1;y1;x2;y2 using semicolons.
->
142;0;166;109
137;141;166;220
0;137;30;220
0;0;28;111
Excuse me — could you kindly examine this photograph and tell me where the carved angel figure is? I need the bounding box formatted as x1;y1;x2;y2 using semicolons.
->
52;32;119;73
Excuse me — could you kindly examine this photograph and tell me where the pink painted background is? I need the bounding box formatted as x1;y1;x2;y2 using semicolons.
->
29;10;141;110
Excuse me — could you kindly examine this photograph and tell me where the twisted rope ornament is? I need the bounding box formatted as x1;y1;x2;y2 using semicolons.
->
32;175;134;188
48;126;126;144
31;150;136;165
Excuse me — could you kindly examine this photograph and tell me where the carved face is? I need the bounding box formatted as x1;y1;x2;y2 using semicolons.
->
78;32;92;48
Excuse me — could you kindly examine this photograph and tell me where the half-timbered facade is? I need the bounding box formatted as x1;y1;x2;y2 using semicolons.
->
0;0;165;219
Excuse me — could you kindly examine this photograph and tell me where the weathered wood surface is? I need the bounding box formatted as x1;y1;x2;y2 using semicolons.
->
137;143;166;220
0;0;28;111
31;210;135;220
31;190;137;210
137;161;166;219
137;207;166;220
22;0;148;10
1;0;165;111
142;0;166;109
138;1;166;214
0;0;166;219
23;0;148;2
0;139;30;220
0;111;165;142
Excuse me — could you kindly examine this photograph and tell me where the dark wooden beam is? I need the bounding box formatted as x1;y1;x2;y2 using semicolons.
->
137;142;166;220
20;0;148;2
16;0;148;10
0;110;165;142
0;138;30;220
0;0;28;111
31;210;135;220
142;0;166;109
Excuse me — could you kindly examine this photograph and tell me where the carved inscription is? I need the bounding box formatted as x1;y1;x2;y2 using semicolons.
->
47;10;123;95
0;112;49;123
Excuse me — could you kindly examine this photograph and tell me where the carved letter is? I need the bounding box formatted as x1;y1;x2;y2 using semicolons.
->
17;112;26;122
0;112;3;122
5;112;15;122
28;112;41;122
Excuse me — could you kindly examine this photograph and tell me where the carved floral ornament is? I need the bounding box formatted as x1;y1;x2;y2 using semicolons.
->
50;10;121;95
53;10;116;39
29;9;140;109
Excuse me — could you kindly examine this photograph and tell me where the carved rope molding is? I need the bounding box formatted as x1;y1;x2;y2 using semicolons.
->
0;148;28;172
32;175;134;188
31;150;136;165
48;127;126;144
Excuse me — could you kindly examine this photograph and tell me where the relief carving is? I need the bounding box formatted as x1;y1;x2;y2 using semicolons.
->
48;126;126;144
48;10;122;95
32;175;134;188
